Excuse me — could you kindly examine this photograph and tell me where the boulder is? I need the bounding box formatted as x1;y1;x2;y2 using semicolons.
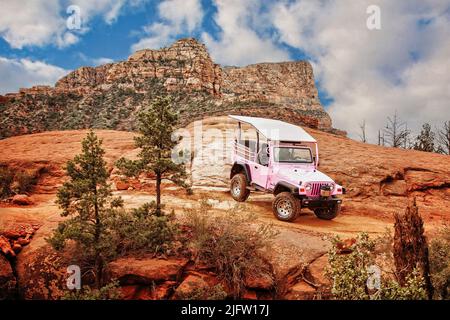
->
305;255;331;288
107;257;188;285
16;244;72;300
0;254;17;299
12;194;33;206
285;281;316;300
115;180;130;191
244;272;274;290
173;274;209;299
242;290;257;300
0;236;15;257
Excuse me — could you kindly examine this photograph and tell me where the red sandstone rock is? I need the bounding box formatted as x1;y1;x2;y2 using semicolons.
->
244;273;274;290
107;257;188;284
285;281;317;300
115;180;130;191
174;274;209;299
0;253;16;299
0;235;15;257
12;194;33;205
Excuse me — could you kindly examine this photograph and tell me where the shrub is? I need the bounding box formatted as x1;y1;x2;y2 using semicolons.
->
13;170;37;194
184;201;277;299
429;225;450;299
176;284;227;300
108;202;178;256
327;233;375;300
327;232;428;300
0;167;14;198
61;281;121;300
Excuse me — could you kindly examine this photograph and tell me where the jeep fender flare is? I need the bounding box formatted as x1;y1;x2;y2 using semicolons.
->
273;181;299;195
230;162;251;185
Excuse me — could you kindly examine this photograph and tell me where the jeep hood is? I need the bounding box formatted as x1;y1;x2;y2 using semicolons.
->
276;167;334;185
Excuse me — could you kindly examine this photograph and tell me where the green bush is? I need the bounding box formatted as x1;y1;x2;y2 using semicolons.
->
185;201;277;299
327;233;427;300
108;202;178;256
176;284;227;300
0;167;14;198
14;170;37;194
62;281;121;300
327;233;375;300
429;225;450;299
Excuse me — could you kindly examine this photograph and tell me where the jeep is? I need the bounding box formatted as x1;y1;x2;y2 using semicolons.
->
229;115;345;222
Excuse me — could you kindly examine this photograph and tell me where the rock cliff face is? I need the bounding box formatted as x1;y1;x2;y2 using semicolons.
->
0;38;334;139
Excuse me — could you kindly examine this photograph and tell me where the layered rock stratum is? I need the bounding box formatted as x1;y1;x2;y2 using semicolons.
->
0;38;334;139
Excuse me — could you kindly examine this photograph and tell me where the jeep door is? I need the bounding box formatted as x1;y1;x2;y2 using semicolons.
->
252;143;270;189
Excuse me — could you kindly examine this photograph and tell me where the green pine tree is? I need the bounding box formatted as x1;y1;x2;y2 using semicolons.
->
413;123;436;152
116;95;191;214
47;131;123;288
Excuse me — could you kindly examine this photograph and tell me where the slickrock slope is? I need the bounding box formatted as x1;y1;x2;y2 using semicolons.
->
0;120;449;299
0;118;448;221
0;38;334;139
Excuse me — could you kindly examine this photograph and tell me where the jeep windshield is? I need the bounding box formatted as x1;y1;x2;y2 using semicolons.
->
273;147;313;163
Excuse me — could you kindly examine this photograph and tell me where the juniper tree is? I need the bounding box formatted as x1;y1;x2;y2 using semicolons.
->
393;199;433;299
48;131;123;289
116;95;191;215
413;123;436;152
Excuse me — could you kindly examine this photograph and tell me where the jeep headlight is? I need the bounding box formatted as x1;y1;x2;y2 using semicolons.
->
328;182;335;190
305;184;312;191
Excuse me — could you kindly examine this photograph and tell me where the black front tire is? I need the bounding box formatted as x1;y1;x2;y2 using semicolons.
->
230;173;250;202
272;192;301;222
314;203;341;220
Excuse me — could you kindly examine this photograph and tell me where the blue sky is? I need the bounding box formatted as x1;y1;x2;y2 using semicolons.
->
0;0;449;141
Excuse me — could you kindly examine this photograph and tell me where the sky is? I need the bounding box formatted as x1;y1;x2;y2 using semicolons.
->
0;0;449;142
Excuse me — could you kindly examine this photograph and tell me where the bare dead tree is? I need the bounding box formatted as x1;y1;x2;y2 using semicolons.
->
358;120;367;143
436;120;450;155
384;111;410;148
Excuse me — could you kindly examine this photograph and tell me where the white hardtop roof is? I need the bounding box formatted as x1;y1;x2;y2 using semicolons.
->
228;115;317;143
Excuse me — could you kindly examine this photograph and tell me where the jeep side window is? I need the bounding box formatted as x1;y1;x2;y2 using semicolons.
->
257;144;269;166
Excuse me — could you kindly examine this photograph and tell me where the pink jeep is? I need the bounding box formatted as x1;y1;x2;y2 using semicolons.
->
229;115;344;222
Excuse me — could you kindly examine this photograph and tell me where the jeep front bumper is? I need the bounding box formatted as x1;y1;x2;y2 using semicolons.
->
301;198;342;209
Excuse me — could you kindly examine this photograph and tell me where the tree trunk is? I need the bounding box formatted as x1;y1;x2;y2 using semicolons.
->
156;172;161;215
393;199;433;299
93;184;102;289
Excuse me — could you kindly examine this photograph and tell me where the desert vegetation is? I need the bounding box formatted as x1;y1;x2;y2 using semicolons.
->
116;94;192;214
0;166;39;200
326;200;449;300
184;200;277;299
362;111;450;154
47;130;182;297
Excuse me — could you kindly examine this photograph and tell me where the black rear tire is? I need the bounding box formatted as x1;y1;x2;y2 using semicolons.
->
314;203;341;220
230;173;250;202
272;192;301;222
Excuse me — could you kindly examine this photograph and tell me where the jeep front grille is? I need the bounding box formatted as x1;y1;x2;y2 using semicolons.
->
307;182;329;197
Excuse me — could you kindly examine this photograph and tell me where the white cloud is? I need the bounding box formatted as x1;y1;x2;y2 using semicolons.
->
0;57;69;94
131;0;203;51
92;57;114;65
201;0;290;66
77;52;114;65
0;0;146;49
270;0;450;141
